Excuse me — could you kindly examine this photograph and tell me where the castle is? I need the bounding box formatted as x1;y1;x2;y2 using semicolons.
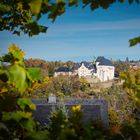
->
54;57;115;82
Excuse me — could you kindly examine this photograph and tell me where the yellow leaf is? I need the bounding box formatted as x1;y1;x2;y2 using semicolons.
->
0;87;8;93
29;0;42;15
71;105;81;112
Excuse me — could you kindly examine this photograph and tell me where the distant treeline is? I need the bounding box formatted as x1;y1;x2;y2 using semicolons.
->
24;58;135;78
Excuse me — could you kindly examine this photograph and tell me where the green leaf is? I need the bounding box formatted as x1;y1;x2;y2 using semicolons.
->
0;53;13;63
29;0;42;15
69;0;78;6
2;111;32;122
22;118;36;132
27;68;41;81
2;111;35;132
0;69;5;75
39;25;47;33
0;4;10;13
17;98;36;111
26;130;49;140
48;2;65;22
7;64;31;93
129;36;140;47
25;22;47;36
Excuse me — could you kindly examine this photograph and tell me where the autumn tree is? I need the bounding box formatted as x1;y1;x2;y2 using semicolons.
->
115;60;130;76
25;58;47;68
25;58;48;78
120;69;140;119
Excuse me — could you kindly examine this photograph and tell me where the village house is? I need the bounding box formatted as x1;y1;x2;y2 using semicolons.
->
54;57;115;82
54;66;72;77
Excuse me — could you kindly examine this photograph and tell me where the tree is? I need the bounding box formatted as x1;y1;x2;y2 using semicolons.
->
25;58;48;78
0;0;139;46
115;60;130;76
79;77;89;92
120;69;140;106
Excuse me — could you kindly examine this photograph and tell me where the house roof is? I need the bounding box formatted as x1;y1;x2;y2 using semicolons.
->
96;56;114;66
55;67;71;72
73;61;96;72
73;63;81;70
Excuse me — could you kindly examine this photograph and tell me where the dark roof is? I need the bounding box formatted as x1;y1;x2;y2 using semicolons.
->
96;56;104;62
55;67;71;72
73;62;96;72
96;56;114;66
73;63;81;70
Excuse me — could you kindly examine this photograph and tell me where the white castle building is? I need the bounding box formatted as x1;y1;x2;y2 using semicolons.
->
54;57;115;82
95;57;115;82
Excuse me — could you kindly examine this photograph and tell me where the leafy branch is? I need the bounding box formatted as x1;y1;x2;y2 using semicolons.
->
0;0;140;46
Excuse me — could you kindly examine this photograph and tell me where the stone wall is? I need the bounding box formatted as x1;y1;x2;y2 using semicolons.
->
32;98;109;129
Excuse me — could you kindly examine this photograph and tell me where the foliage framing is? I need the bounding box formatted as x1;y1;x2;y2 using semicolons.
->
0;44;32;94
0;0;140;46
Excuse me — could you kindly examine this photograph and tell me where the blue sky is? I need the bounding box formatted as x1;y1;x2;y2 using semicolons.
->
0;1;140;62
